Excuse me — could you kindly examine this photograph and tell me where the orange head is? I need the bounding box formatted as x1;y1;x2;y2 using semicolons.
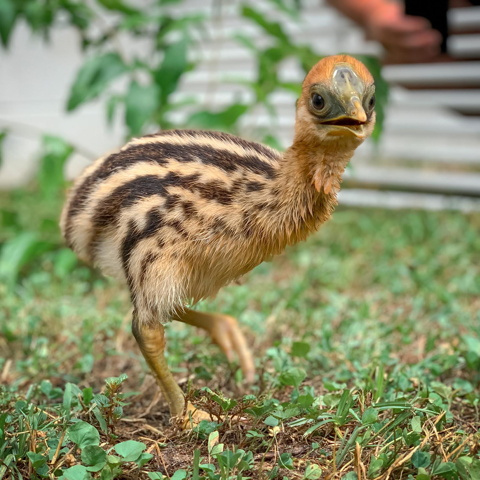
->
296;55;376;143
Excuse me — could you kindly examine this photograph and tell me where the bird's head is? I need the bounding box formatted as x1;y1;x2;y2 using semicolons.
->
296;55;376;146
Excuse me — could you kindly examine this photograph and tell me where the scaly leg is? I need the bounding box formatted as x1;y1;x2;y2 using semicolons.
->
173;308;255;383
132;314;210;427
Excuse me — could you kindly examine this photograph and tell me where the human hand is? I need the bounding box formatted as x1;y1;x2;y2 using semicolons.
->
365;2;443;63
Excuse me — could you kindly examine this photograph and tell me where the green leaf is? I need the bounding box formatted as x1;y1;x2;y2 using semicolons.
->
93;406;108;433
154;37;188;105
106;454;122;465
27;452;47;469
463;335;480;356
114;440;146;462
264;415;279;427
416;474;431;480
38;135;74;198
62;464;92;480
68;421;100;449
304;463;322;480
453;379;474;394
367;458;384;478
279;367;306;388
81;445;107;467
412;450;431;469
361;407;378;425
291;341;310;358
106;94;122;126
67;52;127;111
278;452;293;470
0;232;51;285
341;472;358;480
411;416;422;433
148;474;164;480
136;452;153;468
0;0;16;48
242;6;289;43
171;470;187;480
233;33;257;52
125;81;159;136
469;459;480;480
40;380;52;397
54;249;78;278
210;443;224;456
82;387;93;406
63;382;82;410
98;0;139;15
268;0;301;19
433;462;457;480
0;129;7;167
431;381;452;400
456;457;473;480
187;104;248;132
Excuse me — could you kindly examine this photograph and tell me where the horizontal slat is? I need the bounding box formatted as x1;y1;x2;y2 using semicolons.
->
344;166;480;195
449;34;480;58
398;90;480;114
339;189;480;212
383;62;480;87
449;6;480;31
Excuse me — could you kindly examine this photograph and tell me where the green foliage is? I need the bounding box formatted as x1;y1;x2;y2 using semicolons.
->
68;421;100;449
0;231;52;286
358;55;389;142
0;0;91;47
67;53;128;112
125;81;160;135
0;0;389;148
0;0;16;47
0;129;7;167
0;135;73;285
38;135;74;199
188;104;249;134
0;198;479;477
236;5;389;141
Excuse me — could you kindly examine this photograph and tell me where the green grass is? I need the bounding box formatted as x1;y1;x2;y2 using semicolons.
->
1;182;480;480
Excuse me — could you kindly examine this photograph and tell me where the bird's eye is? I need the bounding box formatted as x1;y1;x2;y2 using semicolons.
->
311;93;325;110
368;94;376;111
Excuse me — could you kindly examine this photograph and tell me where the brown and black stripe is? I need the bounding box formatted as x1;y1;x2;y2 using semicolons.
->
60;129;281;289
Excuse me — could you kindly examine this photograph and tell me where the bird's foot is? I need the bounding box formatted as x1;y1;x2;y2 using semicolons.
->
209;315;255;384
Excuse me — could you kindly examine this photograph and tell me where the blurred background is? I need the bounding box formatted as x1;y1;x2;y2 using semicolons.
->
1;5;480;476
1;0;480;209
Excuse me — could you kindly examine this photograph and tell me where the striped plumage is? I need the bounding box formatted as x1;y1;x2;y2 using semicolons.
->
60;55;376;425
61;129;331;323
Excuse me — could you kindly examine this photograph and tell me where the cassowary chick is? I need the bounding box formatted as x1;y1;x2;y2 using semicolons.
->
60;55;376;425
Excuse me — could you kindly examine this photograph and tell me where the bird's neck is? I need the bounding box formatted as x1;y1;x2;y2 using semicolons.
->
264;133;357;248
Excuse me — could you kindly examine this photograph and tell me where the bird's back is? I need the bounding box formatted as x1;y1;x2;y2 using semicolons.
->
60;130;283;312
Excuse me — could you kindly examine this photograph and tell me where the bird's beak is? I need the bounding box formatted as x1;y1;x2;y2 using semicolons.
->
324;65;368;137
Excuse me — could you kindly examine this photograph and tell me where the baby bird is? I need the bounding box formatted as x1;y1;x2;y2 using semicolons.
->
60;55;375;425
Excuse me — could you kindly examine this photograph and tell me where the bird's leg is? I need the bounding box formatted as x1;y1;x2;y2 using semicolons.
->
173;308;255;383
132;314;210;427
